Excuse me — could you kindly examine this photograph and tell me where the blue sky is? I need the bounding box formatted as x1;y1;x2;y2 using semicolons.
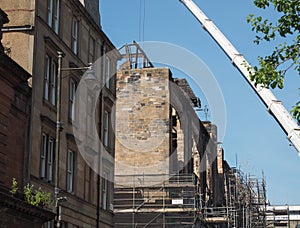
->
100;0;300;205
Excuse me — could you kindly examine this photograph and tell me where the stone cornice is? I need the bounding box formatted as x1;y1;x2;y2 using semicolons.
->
0;185;55;221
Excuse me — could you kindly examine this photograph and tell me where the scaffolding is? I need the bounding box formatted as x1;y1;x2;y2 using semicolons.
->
206;168;267;228
114;173;202;227
197;168;267;228
265;205;300;227
113;168;267;228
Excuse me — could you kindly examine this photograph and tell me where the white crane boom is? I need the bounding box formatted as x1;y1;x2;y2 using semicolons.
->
180;0;300;155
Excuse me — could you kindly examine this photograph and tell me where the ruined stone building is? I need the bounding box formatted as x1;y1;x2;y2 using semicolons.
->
111;42;267;228
113;42;228;227
1;0;119;227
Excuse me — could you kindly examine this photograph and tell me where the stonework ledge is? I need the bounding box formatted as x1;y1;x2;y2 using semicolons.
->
0;185;55;222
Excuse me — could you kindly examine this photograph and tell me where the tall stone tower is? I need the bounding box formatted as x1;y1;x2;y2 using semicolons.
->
115;67;172;180
79;0;101;26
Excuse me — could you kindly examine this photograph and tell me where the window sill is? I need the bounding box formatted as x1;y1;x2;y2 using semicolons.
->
68;118;77;126
39;177;55;186
104;145;112;153
100;207;114;215
43;99;57;111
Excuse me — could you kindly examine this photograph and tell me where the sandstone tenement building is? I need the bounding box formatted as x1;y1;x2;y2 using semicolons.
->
0;9;55;227
1;0;119;227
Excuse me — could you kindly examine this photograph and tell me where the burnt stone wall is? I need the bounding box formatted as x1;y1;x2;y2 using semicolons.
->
115;68;171;186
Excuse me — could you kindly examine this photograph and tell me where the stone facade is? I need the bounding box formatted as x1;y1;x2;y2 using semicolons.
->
0;12;55;225
0;52;30;192
0;9;9;52
115;68;209;184
202;121;226;207
0;186;55;228
115;68;171;184
79;0;101;26
113;44;238;225
1;1;119;227
114;62;211;226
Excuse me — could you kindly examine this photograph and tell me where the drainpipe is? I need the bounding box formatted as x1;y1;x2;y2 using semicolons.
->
96;42;105;228
23;86;32;186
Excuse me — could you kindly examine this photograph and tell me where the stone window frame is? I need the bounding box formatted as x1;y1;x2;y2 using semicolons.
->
103;110;110;148
102;171;108;210
69;77;77;123
43;53;58;108
84;159;94;203
42;221;51;228
105;56;111;89
40;132;55;183
66;149;75;193
101;168;113;212
71;16;79;55
47;0;60;34
103;97;114;153
87;92;95;137
88;35;96;63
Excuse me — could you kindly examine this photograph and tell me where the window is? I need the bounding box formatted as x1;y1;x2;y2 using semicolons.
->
40;133;55;182
71;17;78;54
48;138;54;181
102;172;108;210
88;164;93;202
88;36;95;63
289;210;300;215
67;149;74;193
104;111;109;147
105;56;111;88
53;0;60;33
40;134;47;178
44;55;50;101
43;221;65;228
84;161;93;202
42;221;52;228
47;0;60;34
44;54;57;106
69;79;76;121
47;0;53;27
51;61;57;106
87;94;94;136
60;222;66;228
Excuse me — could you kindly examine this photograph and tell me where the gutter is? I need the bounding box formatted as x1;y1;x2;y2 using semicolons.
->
2;25;34;32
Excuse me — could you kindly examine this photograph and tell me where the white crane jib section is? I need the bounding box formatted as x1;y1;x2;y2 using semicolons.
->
180;0;300;155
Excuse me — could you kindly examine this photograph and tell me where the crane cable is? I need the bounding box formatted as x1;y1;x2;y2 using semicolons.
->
139;0;146;42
